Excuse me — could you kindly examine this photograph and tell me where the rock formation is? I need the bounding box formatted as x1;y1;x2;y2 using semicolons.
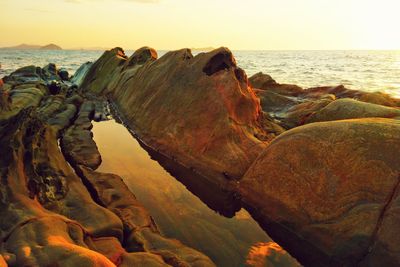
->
79;48;400;266
249;72;400;128
239;119;400;266
0;64;215;266
80;47;283;184
71;62;93;87
2;47;400;266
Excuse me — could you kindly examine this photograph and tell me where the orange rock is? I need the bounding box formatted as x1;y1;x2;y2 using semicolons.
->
0;62;216;267
78;166;216;266
249;72;303;96
246;242;301;267
304;85;400;107
4;216;116;266
240;118;400;266
81;47;279;182
92;237;125;264
0;255;7;267
306;98;400;123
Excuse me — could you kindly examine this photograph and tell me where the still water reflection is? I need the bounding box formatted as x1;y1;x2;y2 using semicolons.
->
93;120;300;267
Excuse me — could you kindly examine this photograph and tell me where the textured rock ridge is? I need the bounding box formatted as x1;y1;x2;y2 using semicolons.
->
249;72;400;129
3;48;400;266
80;49;400;266
0;65;215;266
81;47;283;184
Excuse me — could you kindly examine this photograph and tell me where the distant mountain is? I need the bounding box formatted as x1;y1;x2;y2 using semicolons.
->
39;44;62;50
0;43;62;50
1;44;41;50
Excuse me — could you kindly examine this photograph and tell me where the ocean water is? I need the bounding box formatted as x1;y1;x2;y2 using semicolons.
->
0;49;399;98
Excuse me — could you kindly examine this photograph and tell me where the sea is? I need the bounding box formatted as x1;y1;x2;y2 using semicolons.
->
0;49;399;98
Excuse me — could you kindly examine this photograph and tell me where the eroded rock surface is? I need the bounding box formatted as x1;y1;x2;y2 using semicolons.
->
306;98;400;123
3;48;400;267
249;72;400;129
240;119;400;266
79;48;400;266
0;65;215;266
81;47;283;184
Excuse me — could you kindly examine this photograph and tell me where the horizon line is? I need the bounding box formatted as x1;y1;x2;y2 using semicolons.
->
1;44;399;52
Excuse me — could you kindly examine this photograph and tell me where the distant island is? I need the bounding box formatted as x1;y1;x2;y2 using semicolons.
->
0;43;62;50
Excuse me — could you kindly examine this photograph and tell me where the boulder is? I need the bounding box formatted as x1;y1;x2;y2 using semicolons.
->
249;72;303;96
357;92;400;107
306;98;400;123
281;96;335;128
240;118;400;266
125;46;157;67
304;85;400;107
4;65;44;83
71;62;93;87
58;68;69;81
303;85;357;99
254;88;299;114
8;85;46;112
249;73;400;130
249;72;277;88
43;63;60;80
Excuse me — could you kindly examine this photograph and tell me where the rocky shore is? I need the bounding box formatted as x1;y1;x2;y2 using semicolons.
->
0;63;215;266
0;47;399;266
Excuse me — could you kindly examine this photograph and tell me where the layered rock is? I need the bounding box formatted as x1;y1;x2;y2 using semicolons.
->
61;100;102;169
0;65;215;266
249;72;400;129
239;118;400;266
3;48;400;266
0;109;123;266
79;49;400;266
71;62;93;87
81;47;283;183
306;98;400;123
304;85;400;107
250;73;400;108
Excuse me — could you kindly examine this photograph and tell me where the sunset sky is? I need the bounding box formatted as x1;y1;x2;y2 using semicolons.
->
0;0;399;50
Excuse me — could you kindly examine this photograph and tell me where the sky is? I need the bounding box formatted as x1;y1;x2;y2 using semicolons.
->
0;0;400;50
